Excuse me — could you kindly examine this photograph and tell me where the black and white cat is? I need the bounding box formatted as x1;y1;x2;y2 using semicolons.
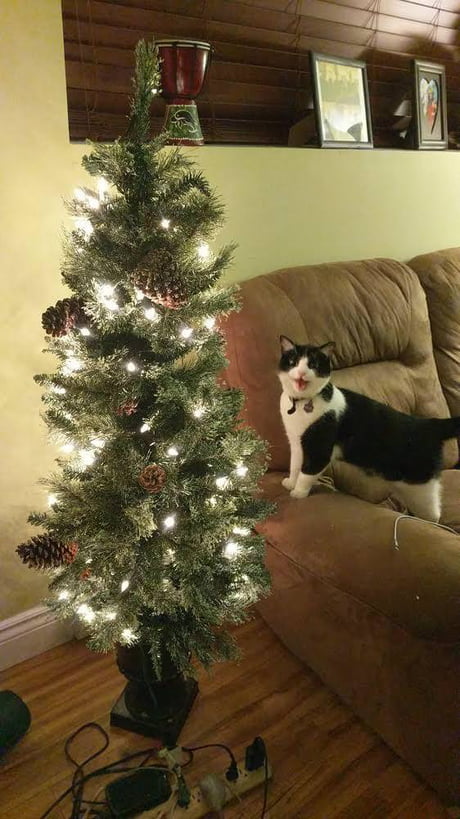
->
278;335;460;522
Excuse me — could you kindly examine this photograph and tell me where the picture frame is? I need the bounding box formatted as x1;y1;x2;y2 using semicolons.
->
413;60;448;150
310;53;373;149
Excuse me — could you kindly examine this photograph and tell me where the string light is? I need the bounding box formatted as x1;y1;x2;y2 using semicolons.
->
80;327;91;337
77;604;95;623
79;449;95;467
121;579;130;592
198;242;210;259
203;316;216;330
74;217;94;238
97;177;109;199
90;437;105;449
87;195;100;210
145;307;159;322
103;610;117;621
74;187;86;203
61;442;75;453
126;361;138;373
208;496;218;506
167;446;179;457
235;464;248;477
215;476;230;490
224;541;240;559
140;423;151;433
135;288;145;301
163;514;176;530
160;218;171;229
121;628;136;641
233;526;250;536
180;326;193;339
96;282;119;312
193;404;206;419
51;385;66;395
58;590;69;601
48;493;57;507
63;357;83;375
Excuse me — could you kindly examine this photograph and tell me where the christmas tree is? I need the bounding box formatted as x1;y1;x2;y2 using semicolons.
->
17;41;271;676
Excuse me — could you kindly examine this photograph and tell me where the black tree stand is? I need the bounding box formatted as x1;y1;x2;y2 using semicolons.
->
110;642;198;746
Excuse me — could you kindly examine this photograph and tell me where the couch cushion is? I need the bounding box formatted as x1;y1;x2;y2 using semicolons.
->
256;471;460;642
409;246;460;421
222;258;457;503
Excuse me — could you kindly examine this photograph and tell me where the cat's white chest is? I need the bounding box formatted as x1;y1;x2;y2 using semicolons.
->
280;386;345;441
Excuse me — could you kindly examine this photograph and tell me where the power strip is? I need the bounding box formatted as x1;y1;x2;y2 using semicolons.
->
139;759;272;818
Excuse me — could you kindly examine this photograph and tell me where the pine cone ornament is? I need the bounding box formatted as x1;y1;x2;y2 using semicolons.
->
133;269;187;310
42;298;89;337
138;464;167;493
116;399;139;417
16;535;79;569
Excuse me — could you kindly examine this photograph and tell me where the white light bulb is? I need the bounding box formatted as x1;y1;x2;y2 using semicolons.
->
80;327;91;337
87;195;100;210
85;558;92;564
58;590;69;601
52;385;66;395
104;610;117;621
140;423;151;433
167;446;179;457
224;541;240;559
180;326;193;339
163;514;176;530
48;493;57;507
204;316;216;330
198;242;210;259
90;437;105;449
121;628;135;641
126;361;138;373
74;187;86;202
235;464;248;477
134;288;145;302
145;307;159;322
74;217;93;237
121;579;130;592
77;604;95;623
106;299;119;312
160;218;171;229
233;526;250;536
80;449;95;467
208;496;218;507
97;177;109;199
61;442;75;454
63;357;83;375
193;404;205;419
99;283;114;297
215;477;229;490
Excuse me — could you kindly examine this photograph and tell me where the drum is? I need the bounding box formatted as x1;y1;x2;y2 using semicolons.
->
156;39;211;145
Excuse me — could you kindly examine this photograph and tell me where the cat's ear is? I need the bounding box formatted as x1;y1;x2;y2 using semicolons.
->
280;335;295;353
319;341;335;357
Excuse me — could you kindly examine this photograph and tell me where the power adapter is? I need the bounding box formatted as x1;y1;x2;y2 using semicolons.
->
105;767;171;817
245;736;266;771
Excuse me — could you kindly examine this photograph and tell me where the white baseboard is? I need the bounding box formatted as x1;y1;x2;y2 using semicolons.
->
0;605;74;672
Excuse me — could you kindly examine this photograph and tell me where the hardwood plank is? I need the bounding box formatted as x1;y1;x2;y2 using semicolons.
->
0;614;452;818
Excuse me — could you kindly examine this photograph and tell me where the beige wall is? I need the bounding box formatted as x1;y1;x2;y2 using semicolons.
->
2;0;460;619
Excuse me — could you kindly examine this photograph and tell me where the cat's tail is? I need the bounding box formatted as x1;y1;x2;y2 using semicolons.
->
436;416;460;440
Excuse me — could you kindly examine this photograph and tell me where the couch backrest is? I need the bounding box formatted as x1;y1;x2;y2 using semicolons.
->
409;246;460;419
221;258;457;503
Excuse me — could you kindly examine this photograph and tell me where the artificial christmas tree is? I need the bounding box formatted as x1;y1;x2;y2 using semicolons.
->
18;40;271;741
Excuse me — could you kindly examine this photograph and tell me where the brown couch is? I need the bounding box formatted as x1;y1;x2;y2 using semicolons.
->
221;256;460;805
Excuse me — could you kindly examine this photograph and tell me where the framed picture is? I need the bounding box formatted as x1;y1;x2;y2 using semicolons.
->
310;53;373;148
413;60;448;150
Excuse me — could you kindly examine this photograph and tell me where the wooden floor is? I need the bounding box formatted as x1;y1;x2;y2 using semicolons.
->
0;614;453;819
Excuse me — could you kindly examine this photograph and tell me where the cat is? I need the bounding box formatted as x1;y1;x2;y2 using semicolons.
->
278;335;460;523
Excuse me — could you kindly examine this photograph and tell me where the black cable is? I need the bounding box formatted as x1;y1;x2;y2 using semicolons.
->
260;754;269;819
181;742;237;769
39;722;164;819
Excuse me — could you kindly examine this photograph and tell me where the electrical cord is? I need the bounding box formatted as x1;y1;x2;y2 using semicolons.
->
181;742;239;781
39;722;165;819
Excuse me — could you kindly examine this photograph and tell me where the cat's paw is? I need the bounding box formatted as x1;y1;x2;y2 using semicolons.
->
290;487;310;499
282;477;295;490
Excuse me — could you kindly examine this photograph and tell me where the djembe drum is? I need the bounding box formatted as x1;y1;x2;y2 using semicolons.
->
156;39;211;145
